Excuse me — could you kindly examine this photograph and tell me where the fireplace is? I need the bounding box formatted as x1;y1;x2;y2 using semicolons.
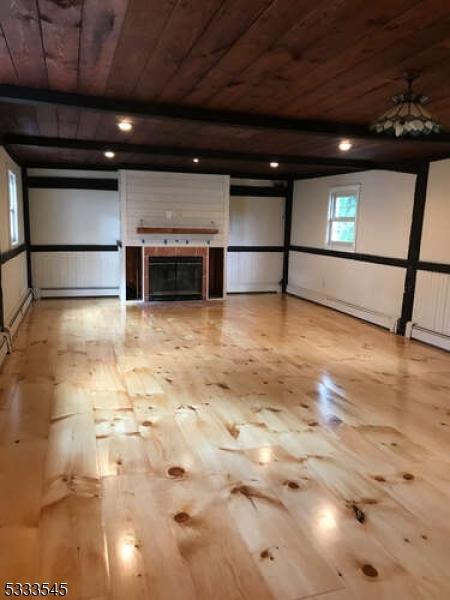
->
142;247;209;301
148;256;203;301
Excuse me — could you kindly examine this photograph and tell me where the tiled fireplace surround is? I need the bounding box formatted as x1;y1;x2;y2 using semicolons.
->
143;246;209;301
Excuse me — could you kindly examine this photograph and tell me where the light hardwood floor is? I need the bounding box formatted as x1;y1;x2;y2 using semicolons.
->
1;294;450;599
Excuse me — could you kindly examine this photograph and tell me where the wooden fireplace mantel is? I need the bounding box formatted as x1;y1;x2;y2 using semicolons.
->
137;226;219;235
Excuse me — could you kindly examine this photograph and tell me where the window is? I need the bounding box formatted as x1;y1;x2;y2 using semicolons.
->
326;186;359;249
8;170;18;246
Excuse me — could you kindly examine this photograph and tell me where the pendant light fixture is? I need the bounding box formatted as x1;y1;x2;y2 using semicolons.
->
370;72;439;137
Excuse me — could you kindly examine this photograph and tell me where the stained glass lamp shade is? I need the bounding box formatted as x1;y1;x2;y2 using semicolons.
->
370;74;439;137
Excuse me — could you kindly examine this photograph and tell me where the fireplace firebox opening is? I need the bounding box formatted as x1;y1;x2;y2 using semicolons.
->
148;255;203;301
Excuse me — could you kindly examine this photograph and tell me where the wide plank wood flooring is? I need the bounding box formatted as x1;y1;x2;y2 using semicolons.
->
1;294;450;599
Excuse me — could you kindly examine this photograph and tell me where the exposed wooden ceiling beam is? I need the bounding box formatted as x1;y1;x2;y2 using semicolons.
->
1;84;450;144
22;160;360;181
4;134;379;169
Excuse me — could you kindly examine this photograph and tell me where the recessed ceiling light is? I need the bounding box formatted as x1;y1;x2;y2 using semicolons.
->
118;120;132;132
193;158;200;163
338;139;352;151
270;161;279;168
104;150;115;159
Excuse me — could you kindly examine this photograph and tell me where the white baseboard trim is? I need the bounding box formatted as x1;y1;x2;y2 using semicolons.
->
0;336;8;368
409;325;450;352
7;290;33;338
227;283;281;293
39;287;120;298
287;284;398;331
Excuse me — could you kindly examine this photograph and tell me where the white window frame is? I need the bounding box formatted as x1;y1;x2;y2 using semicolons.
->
8;170;19;246
326;185;360;250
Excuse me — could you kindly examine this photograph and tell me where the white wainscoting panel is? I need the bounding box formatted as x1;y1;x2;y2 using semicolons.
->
121;171;229;247
227;252;283;293
287;251;406;329
31;251;120;296
412;271;450;342
2;250;29;325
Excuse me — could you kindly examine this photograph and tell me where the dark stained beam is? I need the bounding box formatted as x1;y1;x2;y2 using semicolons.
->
23;160;354;181
228;246;284;252
230;185;286;197
3;134;379;169
282;179;294;293
2;84;450;144
20;160;296;180
26;176;118;191
399;163;430;334
21;167;32;289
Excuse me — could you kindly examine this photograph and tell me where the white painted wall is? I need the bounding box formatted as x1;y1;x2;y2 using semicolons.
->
291;170;415;258
228;195;284;246
29;168;120;296
420;159;450;264
0;148;29;332
29;188;120;245
227;187;284;293
288;170;416;328
121;170;230;247
410;160;450;348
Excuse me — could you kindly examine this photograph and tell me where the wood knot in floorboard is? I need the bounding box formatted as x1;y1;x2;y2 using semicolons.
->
361;564;378;578
167;466;185;479
173;512;190;524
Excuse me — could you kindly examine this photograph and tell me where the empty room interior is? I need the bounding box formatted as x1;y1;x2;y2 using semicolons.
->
2;1;450;598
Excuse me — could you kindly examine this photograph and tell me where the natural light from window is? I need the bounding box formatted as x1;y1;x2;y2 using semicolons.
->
8;170;19;246
326;187;359;249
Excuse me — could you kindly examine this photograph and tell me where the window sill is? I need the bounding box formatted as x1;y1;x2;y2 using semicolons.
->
325;244;356;252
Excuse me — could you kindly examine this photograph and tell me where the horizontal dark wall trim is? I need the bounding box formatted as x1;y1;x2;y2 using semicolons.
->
230;185;286;197
26;176;118;191
227;291;278;295
418;261;450;274
228;246;284;252
31;244;118;252
1;243;27;264
42;295;119;299
27;163;118;172
290;245;408;268
40;286;119;290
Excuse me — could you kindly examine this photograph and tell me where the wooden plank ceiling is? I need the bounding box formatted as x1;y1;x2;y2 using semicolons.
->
1;0;450;176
